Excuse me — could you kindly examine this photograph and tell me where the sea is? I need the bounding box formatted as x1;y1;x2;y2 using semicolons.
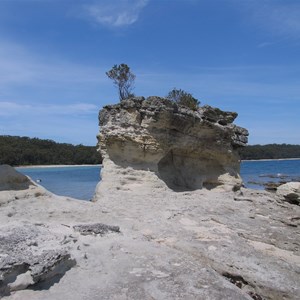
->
16;159;300;201
16;165;101;201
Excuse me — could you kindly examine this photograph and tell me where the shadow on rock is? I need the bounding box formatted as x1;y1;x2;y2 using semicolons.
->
0;165;33;191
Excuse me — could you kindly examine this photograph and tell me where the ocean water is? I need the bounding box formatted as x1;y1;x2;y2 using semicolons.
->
16;159;300;200
241;159;300;190
16;165;101;201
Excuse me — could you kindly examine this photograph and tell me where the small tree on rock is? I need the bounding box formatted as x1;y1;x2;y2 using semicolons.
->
106;64;135;101
166;88;200;110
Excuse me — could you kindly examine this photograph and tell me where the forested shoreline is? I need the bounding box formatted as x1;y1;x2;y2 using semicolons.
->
0;135;101;166
239;144;300;160
0;135;299;165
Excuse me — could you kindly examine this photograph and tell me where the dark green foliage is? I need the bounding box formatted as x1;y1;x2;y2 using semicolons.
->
239;144;300;160
0;135;102;166
106;64;135;100
166;88;200;110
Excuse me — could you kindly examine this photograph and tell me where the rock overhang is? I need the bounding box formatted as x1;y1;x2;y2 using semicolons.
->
96;96;249;193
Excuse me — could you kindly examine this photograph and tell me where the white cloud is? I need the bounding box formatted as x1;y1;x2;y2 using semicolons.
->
234;0;300;40
0;40;105;145
258;2;300;39
0;40;104;88
137;65;300;104
257;41;274;48
0;101;98;117
0;102;31;116
83;0;149;27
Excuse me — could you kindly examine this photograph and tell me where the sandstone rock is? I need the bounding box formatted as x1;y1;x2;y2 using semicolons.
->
276;182;300;205
96;97;248;194
0;174;299;299
0;225;76;297
0;165;32;191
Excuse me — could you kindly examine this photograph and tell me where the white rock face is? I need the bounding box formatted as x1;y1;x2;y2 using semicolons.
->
95;97;248;196
277;182;300;205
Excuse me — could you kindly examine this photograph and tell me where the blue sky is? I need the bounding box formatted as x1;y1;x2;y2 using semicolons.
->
0;0;299;146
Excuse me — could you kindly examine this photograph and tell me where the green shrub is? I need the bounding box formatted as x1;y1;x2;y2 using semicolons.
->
166;88;200;110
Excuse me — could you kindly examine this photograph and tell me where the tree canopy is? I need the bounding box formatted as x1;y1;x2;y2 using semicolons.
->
239;144;300;160
0;135;102;166
166;88;200;110
106;64;135;100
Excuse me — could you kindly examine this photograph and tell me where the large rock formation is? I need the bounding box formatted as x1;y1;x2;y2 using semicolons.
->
96;97;248;194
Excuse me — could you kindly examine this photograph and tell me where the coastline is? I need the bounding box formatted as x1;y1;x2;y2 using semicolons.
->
15;164;102;169
13;159;300;168
241;158;300;162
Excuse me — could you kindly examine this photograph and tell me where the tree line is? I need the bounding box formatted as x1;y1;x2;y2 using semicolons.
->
0;135;102;166
239;144;300;160
1;135;299;166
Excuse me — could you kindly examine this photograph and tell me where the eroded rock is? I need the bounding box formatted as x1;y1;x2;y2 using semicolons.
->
276;182;300;205
0;225;76;296
96;97;248;194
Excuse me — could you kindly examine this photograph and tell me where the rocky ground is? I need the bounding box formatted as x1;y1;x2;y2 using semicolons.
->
0;166;299;300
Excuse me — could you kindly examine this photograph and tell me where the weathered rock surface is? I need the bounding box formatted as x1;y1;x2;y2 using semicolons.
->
96;97;248;195
276;182;300;205
0;172;299;299
0;165;32;191
0;224;76;297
